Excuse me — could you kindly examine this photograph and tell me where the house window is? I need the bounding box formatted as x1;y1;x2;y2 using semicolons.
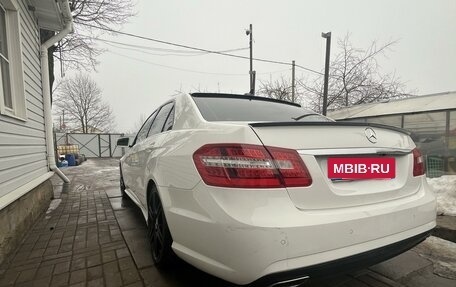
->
0;0;26;120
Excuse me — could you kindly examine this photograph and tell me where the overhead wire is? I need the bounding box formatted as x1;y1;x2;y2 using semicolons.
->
78;22;324;76
97;38;249;56
106;49;292;77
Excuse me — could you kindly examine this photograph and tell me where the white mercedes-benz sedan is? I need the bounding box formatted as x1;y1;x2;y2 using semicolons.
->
117;93;436;286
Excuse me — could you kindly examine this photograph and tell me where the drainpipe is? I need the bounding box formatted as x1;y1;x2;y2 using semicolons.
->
40;0;73;183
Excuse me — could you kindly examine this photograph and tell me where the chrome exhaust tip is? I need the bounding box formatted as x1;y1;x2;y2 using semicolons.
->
268;275;310;287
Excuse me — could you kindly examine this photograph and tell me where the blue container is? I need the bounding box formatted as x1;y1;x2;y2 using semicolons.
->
65;154;76;166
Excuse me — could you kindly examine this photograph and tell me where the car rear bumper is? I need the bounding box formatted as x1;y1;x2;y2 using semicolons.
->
164;180;436;285
250;229;432;287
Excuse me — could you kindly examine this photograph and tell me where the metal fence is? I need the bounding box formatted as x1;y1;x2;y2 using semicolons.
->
54;132;126;158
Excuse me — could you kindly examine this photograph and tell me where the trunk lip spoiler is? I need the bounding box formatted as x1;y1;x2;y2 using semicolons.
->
297;147;412;156
248;121;411;136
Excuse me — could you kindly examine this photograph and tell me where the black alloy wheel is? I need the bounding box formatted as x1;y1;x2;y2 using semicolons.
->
147;187;173;266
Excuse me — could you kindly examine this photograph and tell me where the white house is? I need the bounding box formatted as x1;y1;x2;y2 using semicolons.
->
0;0;72;264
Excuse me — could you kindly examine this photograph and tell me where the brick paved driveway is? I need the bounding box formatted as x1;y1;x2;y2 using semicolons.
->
0;158;441;287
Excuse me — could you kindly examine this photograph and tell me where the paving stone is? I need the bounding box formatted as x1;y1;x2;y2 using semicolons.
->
72;246;99;257
87;277;104;287
41;255;72;267
87;265;103;280
121;268;141;285
33;241;47;250
50;272;69;287
0;270;19;285
13;252;31;262
86;254;102;268
16;268;37;283
121;229;153;269
400;265;455;287
10;262;40;272
69;269;86;285
103;261;119;275
35;265;54;279
71;258;86;271
50;233;64;242
356;273;399;287
63;230;76;238
125;281;144;287
32;276;52;287
58;244;73;253
19;244;34;252
115;247;130;259
28;249;45;259
14;281;34;287
61;236;74;245
53;261;70;275
104;272;122;287
105;187;122;198
37;234;52;243
43;247;59;257
118;257;136;271
370;251;432;280
24;236;39;245
102;250;117;263
101;241;126;252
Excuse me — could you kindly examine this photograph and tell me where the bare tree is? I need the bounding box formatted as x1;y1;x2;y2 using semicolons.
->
300;34;411;113
54;74;115;133
258;76;300;103
41;0;135;90
258;35;412;113
61;0;134;69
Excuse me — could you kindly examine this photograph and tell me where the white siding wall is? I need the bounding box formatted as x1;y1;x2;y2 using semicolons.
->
0;0;48;199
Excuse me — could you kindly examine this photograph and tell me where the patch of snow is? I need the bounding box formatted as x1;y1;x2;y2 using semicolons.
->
427;175;456;216
414;236;456;280
46;198;62;214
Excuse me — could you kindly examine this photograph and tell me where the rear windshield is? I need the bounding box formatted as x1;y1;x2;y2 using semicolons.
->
192;95;332;122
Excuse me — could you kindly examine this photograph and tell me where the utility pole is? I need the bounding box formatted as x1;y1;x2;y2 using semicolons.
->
291;60;296;102
247;24;255;95
322;31;331;116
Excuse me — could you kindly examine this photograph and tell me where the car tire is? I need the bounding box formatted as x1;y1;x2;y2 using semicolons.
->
120;176;127;198
147;186;174;266
119;164;127;198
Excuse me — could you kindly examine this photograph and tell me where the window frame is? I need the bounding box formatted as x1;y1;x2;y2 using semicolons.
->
0;0;26;120
147;102;174;138
134;110;158;145
162;105;174;132
0;3;12;111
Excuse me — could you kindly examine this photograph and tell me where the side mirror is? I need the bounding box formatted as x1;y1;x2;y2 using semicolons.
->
117;137;130;147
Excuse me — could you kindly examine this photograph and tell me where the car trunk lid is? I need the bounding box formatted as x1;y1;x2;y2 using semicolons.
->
249;122;421;210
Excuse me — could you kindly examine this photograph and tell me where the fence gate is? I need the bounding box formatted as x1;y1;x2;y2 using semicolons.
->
55;132;126;158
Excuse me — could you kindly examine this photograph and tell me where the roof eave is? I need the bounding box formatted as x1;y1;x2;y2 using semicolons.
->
30;0;67;31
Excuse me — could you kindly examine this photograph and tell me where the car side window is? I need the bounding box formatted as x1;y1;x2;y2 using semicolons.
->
135;111;157;143
162;106;174;132
147;102;174;137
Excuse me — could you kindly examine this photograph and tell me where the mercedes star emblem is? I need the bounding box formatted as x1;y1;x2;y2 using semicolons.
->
365;127;378;143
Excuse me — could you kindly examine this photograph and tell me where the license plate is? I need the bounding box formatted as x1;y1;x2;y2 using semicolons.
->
328;157;395;179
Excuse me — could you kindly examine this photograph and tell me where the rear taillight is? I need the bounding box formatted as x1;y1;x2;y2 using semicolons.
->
193;144;312;188
412;148;425;176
